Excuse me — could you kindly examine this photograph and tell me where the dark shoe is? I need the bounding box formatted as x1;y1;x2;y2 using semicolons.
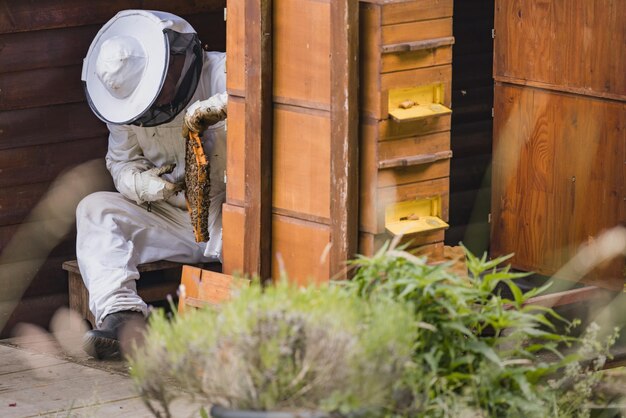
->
83;310;145;360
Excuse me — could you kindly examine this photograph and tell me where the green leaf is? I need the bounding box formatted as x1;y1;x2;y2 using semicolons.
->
505;279;525;307
467;341;503;366
442;321;475;337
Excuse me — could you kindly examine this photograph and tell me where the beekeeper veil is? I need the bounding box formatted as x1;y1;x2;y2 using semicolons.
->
81;10;203;127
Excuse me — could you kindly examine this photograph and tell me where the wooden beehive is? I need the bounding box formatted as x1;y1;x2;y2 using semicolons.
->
222;0;357;283
358;0;454;257
222;0;455;282
490;0;626;290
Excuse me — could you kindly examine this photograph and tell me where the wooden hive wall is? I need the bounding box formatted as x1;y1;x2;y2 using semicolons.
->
0;0;226;337
490;0;625;289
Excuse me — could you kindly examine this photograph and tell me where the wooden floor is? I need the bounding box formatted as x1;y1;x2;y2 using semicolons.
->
0;330;200;418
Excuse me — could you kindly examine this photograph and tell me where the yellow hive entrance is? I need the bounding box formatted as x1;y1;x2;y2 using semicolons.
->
385;197;449;236
388;84;452;122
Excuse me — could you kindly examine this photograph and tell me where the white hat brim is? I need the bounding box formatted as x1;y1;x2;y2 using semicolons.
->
82;11;168;125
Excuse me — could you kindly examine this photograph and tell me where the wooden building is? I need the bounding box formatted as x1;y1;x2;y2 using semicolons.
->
1;0;621;337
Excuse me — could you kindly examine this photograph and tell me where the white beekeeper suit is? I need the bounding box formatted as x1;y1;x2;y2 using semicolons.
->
77;10;227;359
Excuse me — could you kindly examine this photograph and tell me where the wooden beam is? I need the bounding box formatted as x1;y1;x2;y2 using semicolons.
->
329;0;359;280
244;0;273;283
522;285;613;308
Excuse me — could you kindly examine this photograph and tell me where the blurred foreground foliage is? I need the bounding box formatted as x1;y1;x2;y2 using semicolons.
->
130;243;619;418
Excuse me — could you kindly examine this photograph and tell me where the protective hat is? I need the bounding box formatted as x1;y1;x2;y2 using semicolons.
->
81;10;203;127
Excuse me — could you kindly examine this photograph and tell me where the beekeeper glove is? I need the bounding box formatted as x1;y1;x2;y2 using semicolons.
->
134;164;181;203
183;92;228;137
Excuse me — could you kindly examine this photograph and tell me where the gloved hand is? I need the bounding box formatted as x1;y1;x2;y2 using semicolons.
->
134;164;182;203
182;92;228;138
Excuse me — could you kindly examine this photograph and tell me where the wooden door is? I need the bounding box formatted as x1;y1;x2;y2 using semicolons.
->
491;0;626;289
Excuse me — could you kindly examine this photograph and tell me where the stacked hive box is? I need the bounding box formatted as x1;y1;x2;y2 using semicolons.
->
358;0;454;257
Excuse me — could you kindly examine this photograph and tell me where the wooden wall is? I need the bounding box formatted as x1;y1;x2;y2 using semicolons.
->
0;0;500;335
0;0;226;337
490;0;625;289
445;0;494;254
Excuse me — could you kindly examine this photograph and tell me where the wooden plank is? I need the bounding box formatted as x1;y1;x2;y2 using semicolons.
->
359;0;453;24
522;286;609;308
0;225;76;261
378;131;451;162
226;0;246;95
491;84;626;290
0;344;68;376
360;128;451;193
330;0;359;279
0;138;107;188
362;114;451;141
222;203;245;277
273;104;331;219
0;182;51;226
494;76;626;102
378;150;452;170
178;265;248;313
377;159;451;194
272;213;331;284
272;207;329;226
1;293;68;338
0;157;113;227
494;0;625;99
0;104;108;151
381;18;452;46
0;344;201;417
0;0;227;34
0;13;224;73
0;349;136;416
359;230;446;257
0;65;84;111
360;3;383;120
226;96;246;204
382;45;452;74
19;256;74;299
381;36;454;53
0;230;76;262
380;0;453;25
61;259;184;275
243;0;273;282
0;25;97;74
273;0;331;108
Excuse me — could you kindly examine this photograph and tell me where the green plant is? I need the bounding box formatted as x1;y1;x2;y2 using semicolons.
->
128;280;415;417
340;242;618;418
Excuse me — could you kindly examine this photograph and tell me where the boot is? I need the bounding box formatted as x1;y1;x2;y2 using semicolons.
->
83;310;146;360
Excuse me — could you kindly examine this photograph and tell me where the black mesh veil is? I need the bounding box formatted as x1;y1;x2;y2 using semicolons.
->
131;29;203;127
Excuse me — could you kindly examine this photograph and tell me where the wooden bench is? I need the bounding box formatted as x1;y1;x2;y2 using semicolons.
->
63;260;220;328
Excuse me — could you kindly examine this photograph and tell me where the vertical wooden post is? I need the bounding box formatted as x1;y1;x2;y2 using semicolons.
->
244;0;273;282
330;0;359;279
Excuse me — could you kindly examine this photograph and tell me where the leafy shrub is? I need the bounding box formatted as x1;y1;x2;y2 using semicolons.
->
129;280;415;417
340;243;618;418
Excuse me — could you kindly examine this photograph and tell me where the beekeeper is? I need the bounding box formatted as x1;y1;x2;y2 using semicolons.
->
77;10;227;359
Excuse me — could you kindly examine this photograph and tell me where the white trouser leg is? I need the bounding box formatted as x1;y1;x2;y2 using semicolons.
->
76;191;211;327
